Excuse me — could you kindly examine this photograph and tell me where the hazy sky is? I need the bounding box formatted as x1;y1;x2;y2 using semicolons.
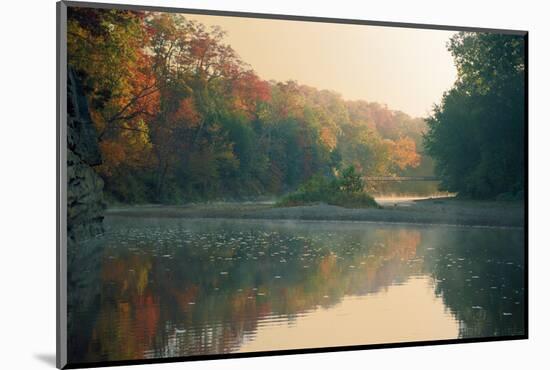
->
187;14;458;117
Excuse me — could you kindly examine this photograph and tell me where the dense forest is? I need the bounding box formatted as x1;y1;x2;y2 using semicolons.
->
67;8;428;204
68;8;525;203
424;32;525;199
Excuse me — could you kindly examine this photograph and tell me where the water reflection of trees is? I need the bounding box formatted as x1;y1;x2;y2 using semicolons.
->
68;221;424;362
420;228;525;338
67;220;524;364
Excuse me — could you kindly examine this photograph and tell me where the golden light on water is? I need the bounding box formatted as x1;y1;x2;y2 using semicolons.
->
238;276;459;352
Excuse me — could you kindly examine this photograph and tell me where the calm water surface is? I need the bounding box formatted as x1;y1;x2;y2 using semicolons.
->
68;217;525;363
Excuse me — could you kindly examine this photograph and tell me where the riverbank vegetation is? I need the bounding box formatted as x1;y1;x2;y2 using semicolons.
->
278;166;379;208
424;33;525;200
68;8;427;205
105;198;524;228
68;8;525;205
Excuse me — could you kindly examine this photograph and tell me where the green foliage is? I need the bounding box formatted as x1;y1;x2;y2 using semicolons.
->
339;166;364;194
325;192;380;209
424;32;525;199
278;167;379;208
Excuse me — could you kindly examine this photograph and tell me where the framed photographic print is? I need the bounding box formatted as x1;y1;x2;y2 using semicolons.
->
57;1;528;368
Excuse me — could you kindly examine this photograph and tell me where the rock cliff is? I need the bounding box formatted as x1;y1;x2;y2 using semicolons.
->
67;67;104;245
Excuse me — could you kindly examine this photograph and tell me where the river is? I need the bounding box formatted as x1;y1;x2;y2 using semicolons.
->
67;216;525;363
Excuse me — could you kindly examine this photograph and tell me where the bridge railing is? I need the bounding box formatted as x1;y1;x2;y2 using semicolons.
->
364;176;440;181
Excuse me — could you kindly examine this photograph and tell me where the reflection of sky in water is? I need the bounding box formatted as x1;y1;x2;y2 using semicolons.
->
67;218;524;364
239;276;458;352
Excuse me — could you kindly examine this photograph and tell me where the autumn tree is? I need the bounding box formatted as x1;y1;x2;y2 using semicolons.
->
68;8;429;204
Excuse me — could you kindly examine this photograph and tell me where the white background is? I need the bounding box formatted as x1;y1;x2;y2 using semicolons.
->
1;0;547;369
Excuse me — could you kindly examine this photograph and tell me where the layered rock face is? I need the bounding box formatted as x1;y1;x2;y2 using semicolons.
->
67;68;105;245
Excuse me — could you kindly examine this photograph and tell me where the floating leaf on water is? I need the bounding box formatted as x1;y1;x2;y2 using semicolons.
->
188;302;195;305
220;271;228;275
472;306;483;309
503;312;513;316
274;276;281;279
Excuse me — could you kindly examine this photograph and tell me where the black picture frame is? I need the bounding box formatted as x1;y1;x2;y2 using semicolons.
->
57;1;529;368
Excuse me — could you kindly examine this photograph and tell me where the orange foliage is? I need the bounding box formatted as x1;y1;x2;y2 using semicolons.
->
320;126;338;149
169;97;201;127
232;71;271;117
99;141;126;174
389;137;421;170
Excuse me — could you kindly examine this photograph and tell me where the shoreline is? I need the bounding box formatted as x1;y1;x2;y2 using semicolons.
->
105;197;525;228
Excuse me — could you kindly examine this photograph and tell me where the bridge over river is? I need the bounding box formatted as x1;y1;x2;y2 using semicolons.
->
364;176;440;182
